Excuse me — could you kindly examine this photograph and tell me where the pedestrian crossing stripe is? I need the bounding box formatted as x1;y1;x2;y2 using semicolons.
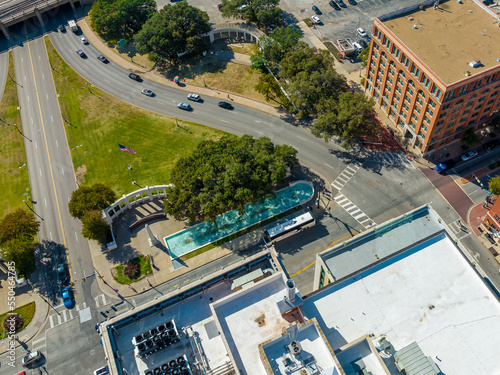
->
334;193;376;229
331;161;361;191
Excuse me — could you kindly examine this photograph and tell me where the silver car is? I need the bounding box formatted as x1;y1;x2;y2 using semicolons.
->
141;88;154;97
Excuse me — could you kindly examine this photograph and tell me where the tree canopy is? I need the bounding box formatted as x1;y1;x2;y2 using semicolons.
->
68;183;116;219
0;209;40;275
461;128;481;146
489;176;500;196
164;135;298;222
90;0;156;41
257;27;304;66
221;0;284;29
135;2;211;64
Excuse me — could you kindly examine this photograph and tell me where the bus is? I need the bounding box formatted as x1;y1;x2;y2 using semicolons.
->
264;212;316;243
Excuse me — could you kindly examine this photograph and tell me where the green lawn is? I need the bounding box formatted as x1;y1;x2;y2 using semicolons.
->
44;36;226;196
0;52;30;219
0;301;36;336
113;255;152;285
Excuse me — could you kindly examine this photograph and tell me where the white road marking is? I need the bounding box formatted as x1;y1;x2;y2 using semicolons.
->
56;140;58;148
21;57;23;63
44;198;47;207
334;193;375;229
51;115;53;122
42;73;44;80
31;117;33;124
62;168;64;176
49;315;55;328
39;168;42;176
105;79;110;83
324;163;335;170
49;232;53;241
220;120;229;123
297;135;307;141
27;95;29;102
46;94;48;100
35;141;37;149
255;131;265;136
38;55;41;61
57;313;61;326
75;232;79;242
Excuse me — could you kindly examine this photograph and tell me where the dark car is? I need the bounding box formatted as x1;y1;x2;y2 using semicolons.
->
76;49;86;58
338;0;347;7
358;39;368;49
97;54;109;63
484;139;500;151
128;73;141;81
483;0;493;5
57;24;65;32
348;0;357;4
218;101;233;109
435;159;456;173
22;351;42;368
329;0;341;10
57;263;68;284
312;5;321;14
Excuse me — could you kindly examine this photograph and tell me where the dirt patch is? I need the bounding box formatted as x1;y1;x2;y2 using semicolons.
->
75;164;86;185
211;39;258;55
254;313;267;327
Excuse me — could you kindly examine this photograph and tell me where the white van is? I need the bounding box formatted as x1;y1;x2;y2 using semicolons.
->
352;42;363;53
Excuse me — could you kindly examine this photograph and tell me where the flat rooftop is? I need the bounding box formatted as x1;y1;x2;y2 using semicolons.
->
381;0;500;84
321;206;442;280
304;232;500;375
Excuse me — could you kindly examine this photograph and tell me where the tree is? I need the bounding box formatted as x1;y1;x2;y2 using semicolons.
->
123;260;139;279
257;27;303;66
255;73;280;102
81;211;111;241
0;209;40;245
164;135;298;222
461;128;481;146
312;91;378;146
0;237;37;275
90;0;156;41
358;47;370;67
221;0;284;29
68;184;116;219
489;176;500;196
134;2;211;64
2;313;24;333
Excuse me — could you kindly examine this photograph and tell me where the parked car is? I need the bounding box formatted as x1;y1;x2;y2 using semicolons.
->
484;139;500;151
312;5;321;14
187;93;201;101
141;88;154;97
97;54;109;63
311;15;321;24
435;159;456;173
337;0;347;7
358;39;368;49
483;0;494;5
57;263;68;284
22;351;42;367
348;0;357;4
93;365;109;375
357;27;368;38
80;37;89;45
128;73;141;81
461;150;478;161
76;49;86;58
177;102;192;111
62;287;74;308
352;42;363;53
57;24;65;32
329;0;341;10
218;101;233;109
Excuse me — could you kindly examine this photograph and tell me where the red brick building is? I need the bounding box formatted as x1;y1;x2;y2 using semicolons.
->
363;0;500;155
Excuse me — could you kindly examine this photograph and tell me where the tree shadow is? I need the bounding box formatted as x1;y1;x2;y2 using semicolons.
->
157;54;229;82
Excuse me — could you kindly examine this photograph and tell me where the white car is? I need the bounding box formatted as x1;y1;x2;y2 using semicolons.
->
311;15;321;24
141;88;154;97
187;93;201;101
357;27;368;38
22;351;42;367
81;37;89;45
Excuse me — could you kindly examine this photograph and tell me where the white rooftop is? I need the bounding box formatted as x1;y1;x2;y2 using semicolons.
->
303;232;500;375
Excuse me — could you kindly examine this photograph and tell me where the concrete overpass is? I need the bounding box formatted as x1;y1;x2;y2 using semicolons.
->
0;0;93;38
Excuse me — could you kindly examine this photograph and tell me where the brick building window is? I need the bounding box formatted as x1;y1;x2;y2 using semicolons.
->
471;112;479;118
480;115;488;121
421;124;428;132
387;76;393;85
389;109;396;118
396;86;402;94
378;68;384;76
389;68;395;76
403;103;409;111
487;99;495;105
436;120;444;126
431;86;442;98
397;77;404;86
462;109;470;116
416;97;423;106
484;107;491;114
452;106;460;113
429;99;436;108
426;108;434;117
449;115;457;121
465;102;473;108
411;113;418;122
414;106;421;114
443;103;450;110
439;112;447;119
474;104;482;110
459;118;466;123
393;94;400;103
405;96;411;104
398;119;405;127
423;116;430;125
373;43;379;50
478;97;485;103
407;87;414;96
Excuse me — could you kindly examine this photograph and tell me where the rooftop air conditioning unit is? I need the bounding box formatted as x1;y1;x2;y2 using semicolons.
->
288;340;303;356
469;59;481;68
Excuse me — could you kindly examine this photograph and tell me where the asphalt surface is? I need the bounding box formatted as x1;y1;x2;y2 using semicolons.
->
1;3;500;375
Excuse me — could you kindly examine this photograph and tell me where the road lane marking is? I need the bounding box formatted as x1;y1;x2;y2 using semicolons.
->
255;131;265;136
51;115;53;122
35;141;37;149
297;135;307;141
105;79;110;83
39;168;42;176
62;168;64;176
27;40;69;269
56;140;58;148
75;232;78;242
42;73;44;80
44;198;47;207
324;163;335;170
220;120;229;123
27;94;29;102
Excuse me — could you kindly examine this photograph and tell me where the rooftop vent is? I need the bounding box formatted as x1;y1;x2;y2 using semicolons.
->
286;279;296;302
469;59;481;68
288;340;303;356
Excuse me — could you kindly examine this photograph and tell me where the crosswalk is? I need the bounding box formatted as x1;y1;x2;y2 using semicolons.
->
331;160;362;191
333;193;376;229
363;150;415;169
48;293;109;328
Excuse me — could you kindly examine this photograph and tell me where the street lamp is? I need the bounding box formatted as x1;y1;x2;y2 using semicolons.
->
175;116;179;127
203;75;206;87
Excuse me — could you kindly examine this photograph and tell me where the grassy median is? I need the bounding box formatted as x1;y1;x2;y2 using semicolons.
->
0;52;30;219
45;36;225;196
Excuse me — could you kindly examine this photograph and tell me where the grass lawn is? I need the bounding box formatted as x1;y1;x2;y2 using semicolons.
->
0;301;36;336
45;36;226;196
160;55;266;102
113;255;152;285
211;39;258;55
0;52;30;219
